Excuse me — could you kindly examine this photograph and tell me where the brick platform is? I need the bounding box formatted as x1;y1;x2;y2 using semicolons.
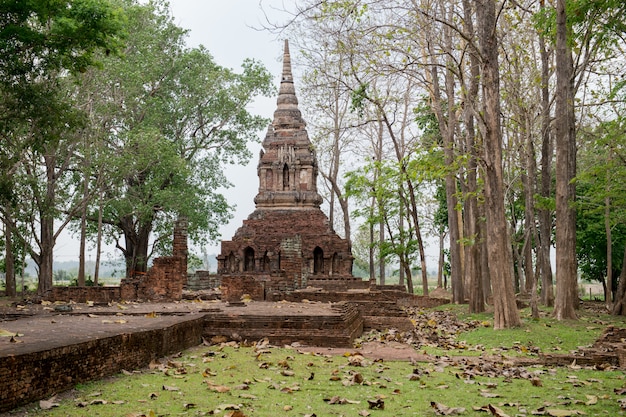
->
0;300;365;413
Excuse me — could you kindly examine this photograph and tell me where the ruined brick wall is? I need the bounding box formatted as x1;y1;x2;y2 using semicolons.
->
221;275;265;302
202;302;362;347
0;317;203;413
186;270;221;290
284;289;450;309
45;287;121;303
307;277;369;291
119;219;188;301
120;256;185;301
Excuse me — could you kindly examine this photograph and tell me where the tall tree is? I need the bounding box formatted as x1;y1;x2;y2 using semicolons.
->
553;0;578;320
74;0;274;276
476;0;521;328
0;0;124;293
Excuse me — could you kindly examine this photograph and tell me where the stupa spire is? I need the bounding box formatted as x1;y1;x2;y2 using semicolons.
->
254;40;322;209
273;40;305;129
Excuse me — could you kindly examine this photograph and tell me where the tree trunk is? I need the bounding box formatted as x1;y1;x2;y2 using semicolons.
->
554;0;578;320
605;168;612;305
368;209;375;284
462;0;484;313
37;154;57;295
478;202;491;303
477;0;520;328
93;190;104;285
523;124;537;294
611;245;626;315
37;214;55;295
78;187;88;287
437;229;445;289
426;31;463;303
4;221;16;297
538;6;554;306
398;211;405;289
379;219;385;285
120;215;153;277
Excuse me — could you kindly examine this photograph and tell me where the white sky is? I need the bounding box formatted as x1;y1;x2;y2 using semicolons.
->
55;0;289;261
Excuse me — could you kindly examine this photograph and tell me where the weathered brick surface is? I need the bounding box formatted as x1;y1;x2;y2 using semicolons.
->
202;302;362;347
221;275;265;302
45;286;121;303
120;219;188;301
283;289;450;309
186;271;221;290
218;209;354;296
0;317;203;413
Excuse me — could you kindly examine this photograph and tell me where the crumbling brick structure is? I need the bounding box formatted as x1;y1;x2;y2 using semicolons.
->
120;218;188;301
217;40;356;300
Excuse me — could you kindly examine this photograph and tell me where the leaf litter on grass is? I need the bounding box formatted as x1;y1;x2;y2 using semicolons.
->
20;307;626;417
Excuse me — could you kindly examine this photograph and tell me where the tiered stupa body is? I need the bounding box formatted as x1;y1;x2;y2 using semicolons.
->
217;40;354;295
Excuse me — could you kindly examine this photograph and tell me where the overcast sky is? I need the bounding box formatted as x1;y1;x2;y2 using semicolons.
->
167;0;288;255
55;0;290;261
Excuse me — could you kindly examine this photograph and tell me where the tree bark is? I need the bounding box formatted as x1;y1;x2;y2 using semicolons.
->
554;0;578;320
4;220;16;297
431;63;463;303
379;219;385;285
605;167;612;305
523;123;538;294
538;6;554;306
461;0;484;312
36;153;57;295
94;192;103;285
611;245;626;315
477;0;520;328
119;214;153;277
437;229;445;289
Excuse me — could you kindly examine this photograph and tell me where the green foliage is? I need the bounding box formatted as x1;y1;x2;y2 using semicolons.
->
533;0;626;50
575;118;626;286
0;0;125;82
68;0;274;268
349;82;368;117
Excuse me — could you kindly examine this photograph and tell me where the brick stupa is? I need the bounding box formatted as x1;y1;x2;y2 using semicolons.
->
217;40;355;300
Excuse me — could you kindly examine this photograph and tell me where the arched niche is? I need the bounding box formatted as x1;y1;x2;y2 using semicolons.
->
244;247;255;272
227;252;237;273
283;163;290;190
313;246;324;274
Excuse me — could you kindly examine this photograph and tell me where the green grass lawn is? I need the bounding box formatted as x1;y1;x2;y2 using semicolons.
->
19;304;626;417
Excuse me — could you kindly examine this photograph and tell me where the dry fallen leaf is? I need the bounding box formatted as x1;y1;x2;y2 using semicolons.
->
537;409;586;417
89;399;107;405
39;398;59;410
324;395;359;405
367;398;385;410
207;381;231;393
480;390;500;398
430;401;465;416
488;404;511;417
162;385;179;391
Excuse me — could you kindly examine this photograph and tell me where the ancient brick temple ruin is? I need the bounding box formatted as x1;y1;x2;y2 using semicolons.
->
217;40;360;301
